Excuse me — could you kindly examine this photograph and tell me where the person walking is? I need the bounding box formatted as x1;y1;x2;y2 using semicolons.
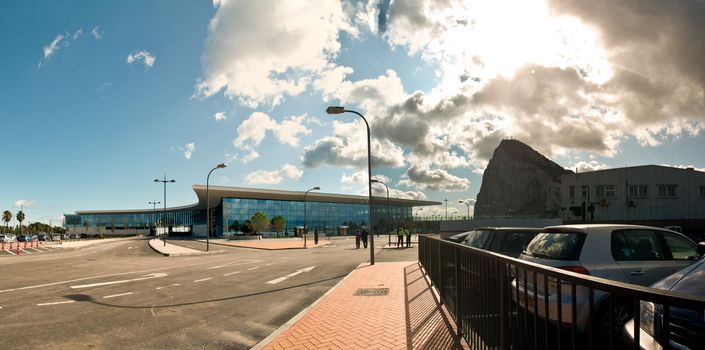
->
361;228;369;249
397;227;404;248
355;229;361;249
405;227;412;248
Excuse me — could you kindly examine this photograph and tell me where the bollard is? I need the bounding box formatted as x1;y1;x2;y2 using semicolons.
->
1;242;4;251
17;244;20;255
24;241;27;249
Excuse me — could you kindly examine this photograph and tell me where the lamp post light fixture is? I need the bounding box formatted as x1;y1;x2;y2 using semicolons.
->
458;200;471;220
154;175;175;247
303;186;320;248
148;200;160;235
326;106;375;265
206;163;227;252
371;178;391;247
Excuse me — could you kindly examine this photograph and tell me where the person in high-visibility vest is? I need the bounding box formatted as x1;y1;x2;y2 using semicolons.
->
397;227;404;248
405;228;411;247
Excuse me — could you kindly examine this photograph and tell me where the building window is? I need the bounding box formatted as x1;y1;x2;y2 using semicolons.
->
569;186;575;199
629;185;648;198
596;185;616;198
581;186;588;198
700;186;705;198
657;185;677;198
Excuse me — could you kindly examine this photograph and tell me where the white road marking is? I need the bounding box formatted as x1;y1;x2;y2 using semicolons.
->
70;273;168;289
37;301;75;306
193;278;212;283
207;259;262;270
223;271;240;276
155;283;180;290
103;292;133;299
265;263;276;266
247;266;260;271
266;266;316;285
20;249;32;254
5;250;15;255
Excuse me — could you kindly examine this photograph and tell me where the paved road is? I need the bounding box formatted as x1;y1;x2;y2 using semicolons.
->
0;237;408;349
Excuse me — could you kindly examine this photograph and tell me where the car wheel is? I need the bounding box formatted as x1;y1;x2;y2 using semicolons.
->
595;301;632;346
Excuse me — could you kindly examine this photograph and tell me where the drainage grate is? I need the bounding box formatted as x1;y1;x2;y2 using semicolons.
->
353;288;389;297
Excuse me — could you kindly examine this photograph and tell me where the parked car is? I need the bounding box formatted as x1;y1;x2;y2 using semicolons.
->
68;233;78;239
625;254;705;350
458;227;541;258
17;235;34;242
513;224;704;340
446;231;471;243
2;234;17;243
79;233;88;239
38;233;49;241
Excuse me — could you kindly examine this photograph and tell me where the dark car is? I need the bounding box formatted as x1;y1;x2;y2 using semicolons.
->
80;233;88;239
17;235;34;242
625;251;705;350
458;227;542;257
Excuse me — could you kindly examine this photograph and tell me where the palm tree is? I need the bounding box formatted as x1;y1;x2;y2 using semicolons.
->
2;210;11;232
16;211;25;234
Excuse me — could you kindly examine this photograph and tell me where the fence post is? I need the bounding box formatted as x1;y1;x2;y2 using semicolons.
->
498;261;505;350
455;245;462;337
438;240;442;305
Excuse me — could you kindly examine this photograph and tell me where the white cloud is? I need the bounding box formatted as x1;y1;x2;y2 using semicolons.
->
234;112;312;150
91;26;102;40
241;150;260;164
244;163;303;185
195;0;357;108
569;160;610;173
127;50;156;69
398;164;470;192
14;199;34;208
213;111;226;121
182;142;196;159
43;34;65;59
72;29;83;40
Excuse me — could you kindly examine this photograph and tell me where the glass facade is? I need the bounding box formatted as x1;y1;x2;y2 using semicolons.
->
65;196;414;237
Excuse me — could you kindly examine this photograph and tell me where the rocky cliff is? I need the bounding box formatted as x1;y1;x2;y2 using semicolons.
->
474;139;573;218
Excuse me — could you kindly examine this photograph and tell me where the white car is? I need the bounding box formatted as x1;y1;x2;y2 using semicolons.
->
1;234;17;243
513;224;703;341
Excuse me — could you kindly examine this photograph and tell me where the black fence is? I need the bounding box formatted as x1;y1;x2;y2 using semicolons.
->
418;235;705;350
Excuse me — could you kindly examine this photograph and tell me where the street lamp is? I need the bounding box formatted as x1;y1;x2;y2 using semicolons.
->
371;179;390;247
154;175;175;246
458;200;471;220
326;106;375;265
444;198;448;220
206;163;227;252
148;200;160;235
303;186;320;248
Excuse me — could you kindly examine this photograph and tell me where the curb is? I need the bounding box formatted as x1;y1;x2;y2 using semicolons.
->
148;239;206;257
249;263;363;350
193;239;332;251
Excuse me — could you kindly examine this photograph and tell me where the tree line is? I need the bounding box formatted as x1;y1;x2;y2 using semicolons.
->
2;210;66;234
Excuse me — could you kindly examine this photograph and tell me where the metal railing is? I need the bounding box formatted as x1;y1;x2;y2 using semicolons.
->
419;235;705;350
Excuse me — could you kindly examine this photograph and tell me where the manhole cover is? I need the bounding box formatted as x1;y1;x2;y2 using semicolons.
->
353;288;389;296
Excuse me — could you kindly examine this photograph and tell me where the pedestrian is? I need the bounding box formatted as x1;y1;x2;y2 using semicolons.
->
405;227;412;248
355;229;361;249
361;228;369;248
397;227;404;248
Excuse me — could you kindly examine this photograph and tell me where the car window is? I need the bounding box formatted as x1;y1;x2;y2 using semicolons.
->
463;230;492;249
612;230;664;261
499;231;537;255
524;232;586;260
661;232;698;260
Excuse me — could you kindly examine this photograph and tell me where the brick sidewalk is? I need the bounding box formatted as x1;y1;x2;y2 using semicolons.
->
256;262;469;350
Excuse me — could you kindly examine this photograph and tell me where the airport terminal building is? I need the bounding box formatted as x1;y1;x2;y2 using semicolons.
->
64;185;440;237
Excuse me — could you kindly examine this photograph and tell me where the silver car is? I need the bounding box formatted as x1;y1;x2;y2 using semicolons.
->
513;224;702;340
2;234;16;243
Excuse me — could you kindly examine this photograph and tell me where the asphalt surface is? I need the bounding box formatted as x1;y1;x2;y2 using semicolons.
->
0;237;417;349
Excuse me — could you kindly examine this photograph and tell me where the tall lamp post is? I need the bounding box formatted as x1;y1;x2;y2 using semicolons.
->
371;179;390;247
459;200;471;220
148;200;160;235
303;186;320;248
326;106;375;265
444;199;448;220
206;163;227;252
154;175;175;246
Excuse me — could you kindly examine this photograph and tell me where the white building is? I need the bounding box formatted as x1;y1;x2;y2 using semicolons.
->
560;165;705;228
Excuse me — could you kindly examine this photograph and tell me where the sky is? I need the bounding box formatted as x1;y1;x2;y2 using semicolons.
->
2;0;705;226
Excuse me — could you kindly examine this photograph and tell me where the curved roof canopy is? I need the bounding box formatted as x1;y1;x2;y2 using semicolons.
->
75;185;440;215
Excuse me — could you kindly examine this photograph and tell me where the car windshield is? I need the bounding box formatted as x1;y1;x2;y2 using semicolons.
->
463;229;492;249
524;232;586;260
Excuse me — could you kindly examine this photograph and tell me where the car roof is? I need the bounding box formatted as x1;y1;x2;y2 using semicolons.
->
474;227;542;232
542;223;673;233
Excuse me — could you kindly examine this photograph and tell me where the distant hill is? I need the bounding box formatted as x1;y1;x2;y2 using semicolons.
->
474;139;573;218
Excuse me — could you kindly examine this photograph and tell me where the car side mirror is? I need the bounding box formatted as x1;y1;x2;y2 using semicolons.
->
697;242;705;257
